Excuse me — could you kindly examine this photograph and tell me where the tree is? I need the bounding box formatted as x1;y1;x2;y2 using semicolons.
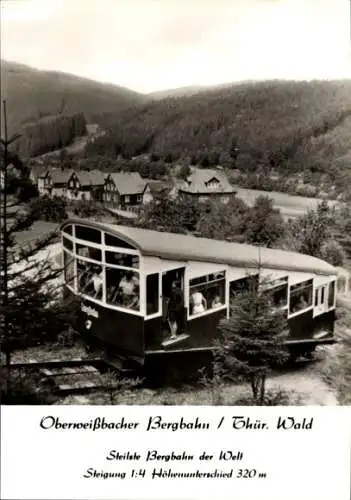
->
229;137;239;166
29;195;67;222
196;197;249;241
244;195;285;248
0;114;77;400
216;276;289;404
137;191;202;233
177;164;191;180
319;240;345;267
288;200;335;257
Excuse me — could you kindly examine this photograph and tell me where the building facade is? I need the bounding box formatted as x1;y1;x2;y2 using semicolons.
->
103;172;153;210
178;168;237;203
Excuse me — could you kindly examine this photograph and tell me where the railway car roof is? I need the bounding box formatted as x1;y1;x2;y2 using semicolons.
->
61;219;336;276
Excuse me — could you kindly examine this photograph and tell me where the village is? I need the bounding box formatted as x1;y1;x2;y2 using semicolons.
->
28;159;239;216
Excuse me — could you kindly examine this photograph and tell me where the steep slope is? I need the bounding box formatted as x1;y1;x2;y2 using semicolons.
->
1;60;145;135
91;80;351;187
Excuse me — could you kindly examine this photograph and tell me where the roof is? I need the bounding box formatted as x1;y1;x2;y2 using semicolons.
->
60;218;337;276
30;165;47;180
76;169;105;187
107;172;148;195
51;168;75;185
180;169;236;195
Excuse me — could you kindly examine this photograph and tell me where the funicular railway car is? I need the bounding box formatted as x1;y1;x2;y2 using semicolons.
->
60;219;337;373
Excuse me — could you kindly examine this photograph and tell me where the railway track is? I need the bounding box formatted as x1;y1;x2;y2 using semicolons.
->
5;343;323;404
8;357;117;396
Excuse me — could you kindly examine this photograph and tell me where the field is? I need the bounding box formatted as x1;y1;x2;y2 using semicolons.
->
236;188;337;218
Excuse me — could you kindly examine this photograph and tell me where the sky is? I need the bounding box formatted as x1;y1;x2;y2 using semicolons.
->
1;0;350;93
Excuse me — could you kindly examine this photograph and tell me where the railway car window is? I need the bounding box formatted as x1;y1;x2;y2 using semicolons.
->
77;259;103;300
264;283;288;308
261;277;288;308
146;274;159;315
189;271;225;316
75;225;102;243
76;243;102;262
106;268;140;311
62;224;73;235
63;251;75;288
230;275;258;298
105;233;135;249
106;251;139;268
62;236;74;251
289;279;313;315
328;281;335;308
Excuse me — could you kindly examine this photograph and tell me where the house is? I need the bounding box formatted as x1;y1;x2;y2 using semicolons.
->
178;168;237;203
35;168;75;198
66;169;105;202
29;165;54;195
35;169;52;196
103;172;153;210
29;164;46;186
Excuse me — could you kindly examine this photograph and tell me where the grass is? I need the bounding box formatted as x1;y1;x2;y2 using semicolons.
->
318;304;351;405
14;220;59;246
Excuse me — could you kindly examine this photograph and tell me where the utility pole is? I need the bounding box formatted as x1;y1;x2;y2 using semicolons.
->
0;100;21;367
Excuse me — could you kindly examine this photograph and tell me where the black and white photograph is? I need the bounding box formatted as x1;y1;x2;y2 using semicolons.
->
1;0;351;409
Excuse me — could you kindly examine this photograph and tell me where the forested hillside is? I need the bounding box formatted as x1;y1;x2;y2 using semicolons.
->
13;112;87;158
3;60;351;198
1;60;144;136
90;80;351;198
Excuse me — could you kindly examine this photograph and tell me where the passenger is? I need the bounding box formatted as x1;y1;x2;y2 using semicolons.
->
191;288;207;314
211;294;223;308
119;271;137;296
168;281;184;338
91;267;103;298
119;271;139;308
299;295;308;310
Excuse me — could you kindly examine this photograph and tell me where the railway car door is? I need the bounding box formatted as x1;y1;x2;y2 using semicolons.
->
314;284;328;316
161;268;186;336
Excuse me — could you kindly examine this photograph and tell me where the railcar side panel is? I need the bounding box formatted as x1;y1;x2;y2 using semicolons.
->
67;290;145;359
288;309;335;341
144;316;163;349
186;308;227;348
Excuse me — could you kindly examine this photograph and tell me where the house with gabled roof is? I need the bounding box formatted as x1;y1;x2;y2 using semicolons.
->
49;169;76;198
103;172;153;210
29;165;52;195
66;169;105;202
178;168;237;203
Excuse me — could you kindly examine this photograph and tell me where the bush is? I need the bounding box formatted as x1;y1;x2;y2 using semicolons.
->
72;200;106;218
29;195;67;222
233;389;293;406
0;368;57;405
319;240;345;267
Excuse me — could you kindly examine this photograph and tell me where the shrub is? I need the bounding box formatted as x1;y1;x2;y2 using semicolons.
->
319;240;345;267
29;195;67;222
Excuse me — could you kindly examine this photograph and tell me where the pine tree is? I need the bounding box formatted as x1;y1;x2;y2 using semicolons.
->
216;275;289;404
1;101;76;398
